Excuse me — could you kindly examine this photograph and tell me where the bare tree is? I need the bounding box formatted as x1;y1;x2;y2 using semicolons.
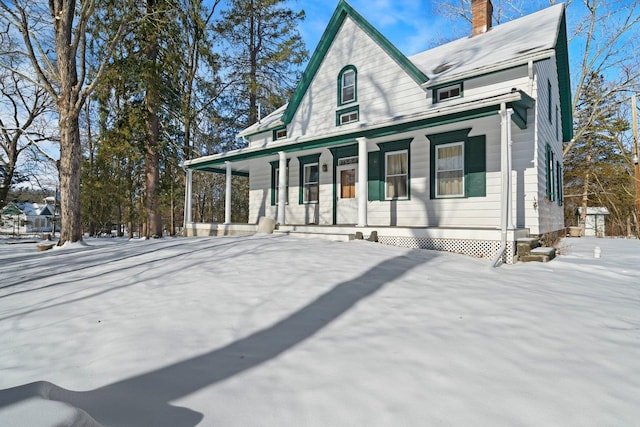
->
0;63;55;208
0;0;131;244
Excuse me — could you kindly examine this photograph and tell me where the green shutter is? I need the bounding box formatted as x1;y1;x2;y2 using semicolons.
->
465;135;486;197
427;129;486;199
545;144;552;199
367;151;382;201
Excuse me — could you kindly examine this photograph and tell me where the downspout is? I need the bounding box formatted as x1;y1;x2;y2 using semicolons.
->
492;103;513;267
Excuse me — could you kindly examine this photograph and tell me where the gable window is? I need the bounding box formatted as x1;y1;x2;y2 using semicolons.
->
435;142;464;197
270;160;290;206
427;129;486;199
385;150;409;199
338;65;357;105
336;106;359;126
436;84;462;102
273;127;287;141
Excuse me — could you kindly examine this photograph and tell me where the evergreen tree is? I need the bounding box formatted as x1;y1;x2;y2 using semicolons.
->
217;0;307;140
564;72;634;235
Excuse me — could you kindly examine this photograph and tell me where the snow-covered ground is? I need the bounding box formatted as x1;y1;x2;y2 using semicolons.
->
0;234;639;427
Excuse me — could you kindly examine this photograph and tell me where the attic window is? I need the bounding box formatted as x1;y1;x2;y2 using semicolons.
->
273;127;287;140
436;84;462;102
338;65;357;106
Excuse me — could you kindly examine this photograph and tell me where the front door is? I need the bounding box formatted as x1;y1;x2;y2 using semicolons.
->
336;162;358;224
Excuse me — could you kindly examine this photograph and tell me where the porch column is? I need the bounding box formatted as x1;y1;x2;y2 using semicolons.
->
277;151;287;225
224;161;232;224
357;137;368;227
183;168;193;225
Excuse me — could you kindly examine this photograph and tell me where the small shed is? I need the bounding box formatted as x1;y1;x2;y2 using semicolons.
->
577;207;610;237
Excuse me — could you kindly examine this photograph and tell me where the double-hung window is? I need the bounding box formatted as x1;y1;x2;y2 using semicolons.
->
341;69;356;104
436;142;464;197
303;163;319;203
385;150;408;199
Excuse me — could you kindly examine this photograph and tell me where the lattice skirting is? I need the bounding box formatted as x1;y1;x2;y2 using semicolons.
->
377;236;515;264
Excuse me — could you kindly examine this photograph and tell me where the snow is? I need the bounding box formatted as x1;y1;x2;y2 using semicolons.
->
410;4;563;84
0;234;639;426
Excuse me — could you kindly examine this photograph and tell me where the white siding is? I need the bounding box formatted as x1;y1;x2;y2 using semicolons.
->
531;58;564;234
289;17;427;139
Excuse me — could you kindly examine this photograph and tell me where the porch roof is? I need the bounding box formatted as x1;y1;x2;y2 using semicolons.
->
184;90;533;174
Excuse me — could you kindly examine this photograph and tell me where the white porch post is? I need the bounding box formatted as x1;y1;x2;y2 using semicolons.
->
183;168;193;226
277;151;287;225
357;137;368;227
224;161;232;225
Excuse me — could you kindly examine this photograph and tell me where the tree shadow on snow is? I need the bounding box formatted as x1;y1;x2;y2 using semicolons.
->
0;250;431;426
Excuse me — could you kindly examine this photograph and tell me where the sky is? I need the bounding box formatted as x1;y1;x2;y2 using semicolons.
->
0;234;639;426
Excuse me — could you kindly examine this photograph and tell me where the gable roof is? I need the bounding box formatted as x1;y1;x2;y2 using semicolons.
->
237;1;572;142
280;0;429;125
410;3;572;141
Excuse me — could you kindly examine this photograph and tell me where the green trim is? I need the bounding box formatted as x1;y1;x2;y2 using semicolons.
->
281;0;428;125
270;159;291;206
432;81;464;103
427;129;486;198
554;8;573;142
188;105;508;171
298;153;321;204
336;105;360;126
195;167;250;177
329;144;358;224
272;125;287;141
377;139;413;200
337;65;358;106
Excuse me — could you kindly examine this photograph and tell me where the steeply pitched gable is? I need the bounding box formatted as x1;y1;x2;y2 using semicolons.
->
281;0;429;125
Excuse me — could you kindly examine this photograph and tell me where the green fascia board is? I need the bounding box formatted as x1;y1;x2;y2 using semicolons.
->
190;166;250;177
188;103;533;171
554;8;573;142
281;0;429;125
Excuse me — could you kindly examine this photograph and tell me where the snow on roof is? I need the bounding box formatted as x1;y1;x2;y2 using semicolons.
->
410;3;564;85
238;104;288;137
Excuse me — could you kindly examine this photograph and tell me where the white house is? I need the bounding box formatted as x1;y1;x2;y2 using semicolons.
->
183;0;572;263
0;199;56;235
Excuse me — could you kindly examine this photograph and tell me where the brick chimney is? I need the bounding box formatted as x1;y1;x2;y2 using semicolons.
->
471;0;493;36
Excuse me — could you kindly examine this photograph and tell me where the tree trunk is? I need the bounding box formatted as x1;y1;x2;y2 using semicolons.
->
58;113;83;244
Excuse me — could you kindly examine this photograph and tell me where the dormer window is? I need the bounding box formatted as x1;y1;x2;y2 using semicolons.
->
338;65;357;105
273;127;287;141
436;84;462;102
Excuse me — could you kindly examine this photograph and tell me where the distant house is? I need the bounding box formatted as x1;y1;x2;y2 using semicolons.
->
578;207;610;237
0;199;56;235
183;0;572;263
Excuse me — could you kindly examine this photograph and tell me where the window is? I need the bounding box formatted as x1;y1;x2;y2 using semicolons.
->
435;142;464;197
427;128;486;199
270;159;290;206
303;163;319;203
547;80;553;122
436;84;462;102
555;106;559;140
273;127;287;140
545;144;563;205
338;66;357;105
298;153;321;204
336;106;359;126
385;150;409;199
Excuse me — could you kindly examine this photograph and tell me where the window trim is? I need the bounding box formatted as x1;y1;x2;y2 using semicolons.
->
298;153;322;205
302;163;320;204
337;65;357;106
336;105;359;126
434;83;463;103
384;149;409;200
427;128;486;199
273;126;287;141
435;141;465;198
